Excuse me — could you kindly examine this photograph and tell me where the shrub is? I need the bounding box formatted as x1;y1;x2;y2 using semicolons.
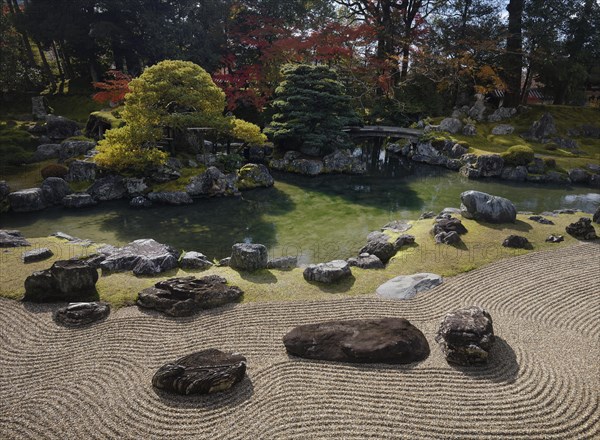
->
501;145;535;166
0;145;32;166
62;135;94;143
543;158;557;169
230;118;266;145
41;164;68;179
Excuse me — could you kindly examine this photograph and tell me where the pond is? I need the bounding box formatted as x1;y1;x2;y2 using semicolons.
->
1;152;598;264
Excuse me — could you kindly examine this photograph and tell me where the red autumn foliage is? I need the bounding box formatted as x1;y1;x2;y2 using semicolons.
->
92;70;132;105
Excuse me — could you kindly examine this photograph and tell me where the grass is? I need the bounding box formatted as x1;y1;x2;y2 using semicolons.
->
0;159;55;191
0;213;595;308
434;105;600;170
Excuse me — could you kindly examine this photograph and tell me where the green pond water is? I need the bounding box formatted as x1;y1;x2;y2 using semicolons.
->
1;156;598;264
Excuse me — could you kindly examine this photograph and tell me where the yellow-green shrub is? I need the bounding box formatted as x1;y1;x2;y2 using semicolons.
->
501;145;535;166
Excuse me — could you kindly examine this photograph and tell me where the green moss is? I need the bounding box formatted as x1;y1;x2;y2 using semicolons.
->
89;110;125;129
62;135;94;143
0;159;54;190
47;93;103;124
500;145;535;166
0;213;593;308
68;180;92;192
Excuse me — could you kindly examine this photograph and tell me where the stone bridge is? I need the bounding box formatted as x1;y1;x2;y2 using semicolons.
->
343;125;424;140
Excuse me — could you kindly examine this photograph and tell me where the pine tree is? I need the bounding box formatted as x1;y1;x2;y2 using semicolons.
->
265;64;361;156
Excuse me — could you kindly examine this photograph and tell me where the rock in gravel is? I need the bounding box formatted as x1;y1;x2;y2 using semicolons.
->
54;302;110;326
24;260;99;302
137;275;243;316
545;234;564;243
180;251;213;270
347;253;384;269
460;190;517;223
283;318;430;364
0;229;30;247
303;260;352;283
565;217;598;240
230;243;268;271
152;349;247;395
100;239;180;276
376;273;442;300
22;248;53;263
435;306;495;366
266;256;298;270
502;235;531;249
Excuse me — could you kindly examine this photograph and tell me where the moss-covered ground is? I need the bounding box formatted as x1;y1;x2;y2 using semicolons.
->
431;105;600;170
1;213;595;308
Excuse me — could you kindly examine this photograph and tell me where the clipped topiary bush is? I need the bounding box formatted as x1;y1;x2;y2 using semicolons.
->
41;164;69;179
501;145;535;167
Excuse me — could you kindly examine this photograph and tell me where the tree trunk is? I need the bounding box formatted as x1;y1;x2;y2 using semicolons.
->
7;0;37;67
35;41;57;92
504;0;524;107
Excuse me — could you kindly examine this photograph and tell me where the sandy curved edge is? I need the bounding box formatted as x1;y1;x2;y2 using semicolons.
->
1;242;599;439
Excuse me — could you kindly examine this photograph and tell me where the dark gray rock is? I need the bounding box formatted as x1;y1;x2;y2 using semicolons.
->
502;235;531;249
58;140;95;162
129;196;152;208
8;188;47;212
568;125;600;138
565;217;598;240
491;124;514;135
62;193;97;208
460;190;517;223
527;157;545;175
393;234;416;250
487;107;516;122
100;239;180;276
501;166;528;181
137;275;243;316
230;243;268;271
149;165;181;183
147;191;193;205
523;112;557;141
65;160;97;182
124;178;148;197
347;253;384;269
303;260;352;283
0;230;30;247
237;163;274;190
376;273;442;299
32;143;62;161
594;206;600;224
186;166;239;197
431;217;468;235
450;143;468;158
568;168;590;184
419;211;435;220
288;158;324;176
591;174;600;188
31;96;49;119
41;177;72;205
266;256;297;270
546;171;570;184
529;215;554;225
439;118;463;134
87;175;127;201
45;115;79;140
152;349;247;395
435;231;461;245
359;231;396;263
180;251;213;270
218;257;231;267
24;260;99;302
462;124;477;136
54;302;110;327
435;306;495;365
468;94;487;121
323;150;366;174
22;247;53;263
0;180;10;213
460;165;481;179
545;234;564;243
283;318;430;364
475;154;504;177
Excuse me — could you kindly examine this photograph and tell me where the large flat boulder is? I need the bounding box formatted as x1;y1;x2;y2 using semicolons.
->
283;318;430;364
99;239;180;276
65;160;97;182
376;273;442;300
0;230;30;247
87;175;127;201
137;275;243;316
22;247;53;263
303;260;352;283
8;188;47;212
460;190;517;223
152;349;247;395
54;302;110;327
435;306;495;365
24;260;99;302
